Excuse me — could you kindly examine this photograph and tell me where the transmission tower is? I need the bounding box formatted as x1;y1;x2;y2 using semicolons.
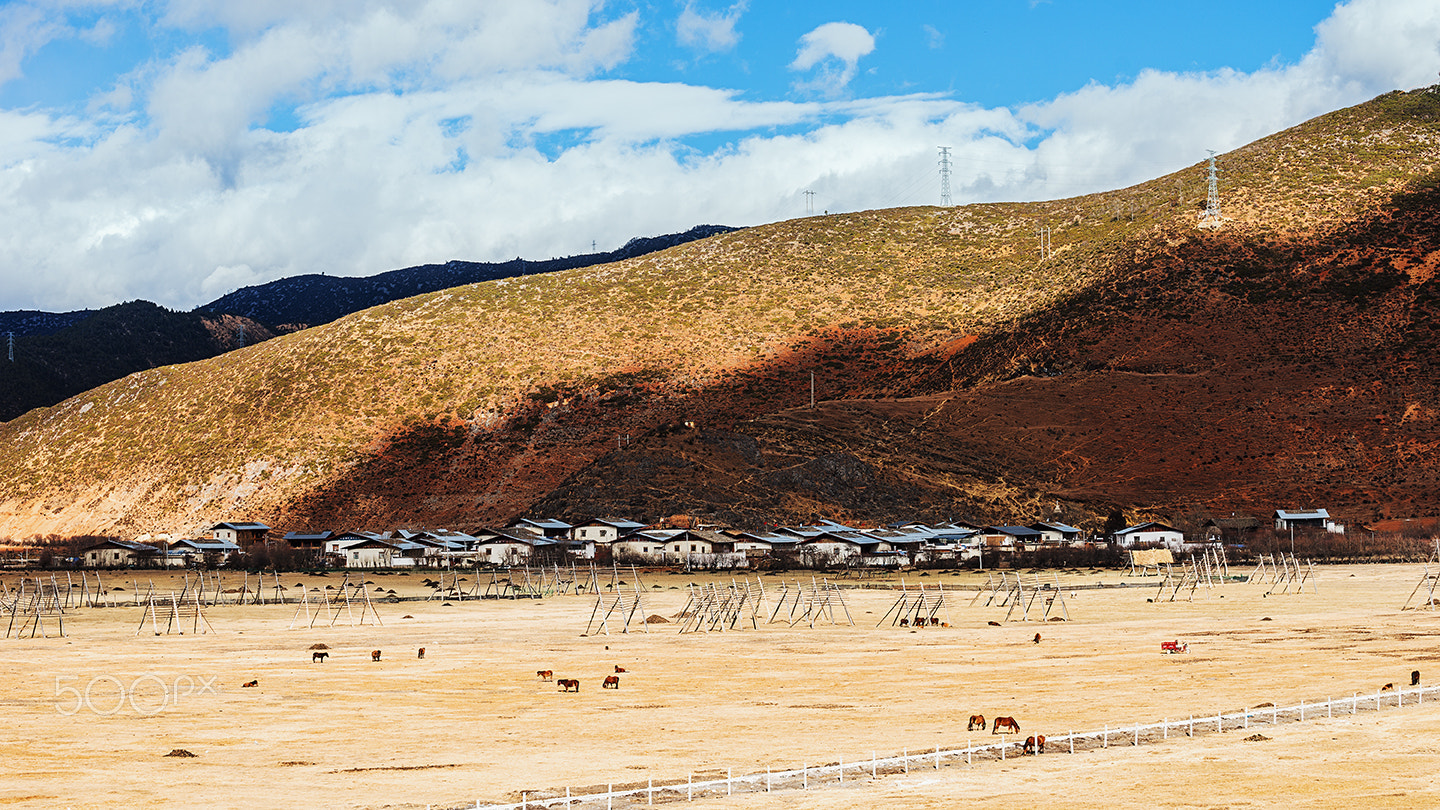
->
236;324;245;348
1037;225;1052;260
937;146;953;207
804;190;816;215
5;331;13;362
1198;150;1223;228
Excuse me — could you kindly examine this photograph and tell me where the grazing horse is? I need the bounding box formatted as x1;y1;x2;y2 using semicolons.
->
241;680;258;688
614;665;627;673
1381;682;1394;691
537;670;553;681
558;679;580;692
418;648;425;659
371;650;382;662
1022;736;1037;755
967;714;986;731
899;618;909;627
1022;735;1046;754
992;716;1020;735
603;675;620;689
312;651;329;663
1033;632;1041;644
1413;670;1421;686
987;621;1002;627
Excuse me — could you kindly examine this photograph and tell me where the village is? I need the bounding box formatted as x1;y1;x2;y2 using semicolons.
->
66;509;1348;570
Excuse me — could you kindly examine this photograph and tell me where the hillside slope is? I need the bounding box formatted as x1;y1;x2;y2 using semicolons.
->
1;88;1438;538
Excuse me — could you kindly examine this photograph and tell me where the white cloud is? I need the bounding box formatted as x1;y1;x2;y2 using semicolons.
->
922;24;943;50
789;21;875;96
0;0;1439;313
677;1;746;53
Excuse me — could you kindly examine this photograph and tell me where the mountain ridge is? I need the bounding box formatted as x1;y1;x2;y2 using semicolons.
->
2;87;1438;539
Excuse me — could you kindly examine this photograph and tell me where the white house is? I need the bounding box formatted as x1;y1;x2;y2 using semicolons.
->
475;528;556;566
612;529;680;564
81;539;160;568
1274;509;1345;534
1113;522;1186;551
209;522;270;547
167;537;241;566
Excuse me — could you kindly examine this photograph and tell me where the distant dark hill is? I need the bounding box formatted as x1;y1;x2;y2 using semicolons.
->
0;224;737;422
0;310;96;337
0;302;273;422
195;225;738;327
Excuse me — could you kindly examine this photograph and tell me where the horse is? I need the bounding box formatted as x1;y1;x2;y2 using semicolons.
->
241;680;258;688
603;675;620;689
537;670;553;681
1022;734;1046;754
1413;670;1421;686
992;716;1020;734
558;679;580;692
371;650;382;662
1381;682;1394;691
1033;632;1041;644
967;714;986;731
312;651;329;663
418;648;425;659
614;665;627;673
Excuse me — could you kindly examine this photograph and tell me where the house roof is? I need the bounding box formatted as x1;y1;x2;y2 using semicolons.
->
284;530;334;542
211;522;271;532
170;538;240;552
1115;522;1180;536
483;528;556;546
517;518;573;531
1031;522;1081;534
1275;509;1330;520
579;517;648;531
988;525;1044;538
83;538;159;553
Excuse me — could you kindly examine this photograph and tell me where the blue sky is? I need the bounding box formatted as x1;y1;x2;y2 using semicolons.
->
0;0;1436;312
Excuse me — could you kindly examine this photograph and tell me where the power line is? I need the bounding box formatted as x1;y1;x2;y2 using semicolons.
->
937;146;953;207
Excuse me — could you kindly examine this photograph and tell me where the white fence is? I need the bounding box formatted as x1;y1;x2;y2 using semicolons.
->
451;683;1440;810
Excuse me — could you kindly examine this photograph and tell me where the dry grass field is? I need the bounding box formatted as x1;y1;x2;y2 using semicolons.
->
3;564;1440;809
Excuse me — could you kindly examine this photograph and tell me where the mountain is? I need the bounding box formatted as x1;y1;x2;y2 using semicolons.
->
1;87;1438;539
194;225;737;327
0;302;274;423
0;225;737;422
0;310;95;338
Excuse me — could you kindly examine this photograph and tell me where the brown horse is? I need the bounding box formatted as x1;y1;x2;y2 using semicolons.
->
992;716;1020;735
603;675;620;689
614;665;627;673
312;651;329;663
1022;735;1046;754
241;680;258;688
537;670;553;681
557;679;580;692
418;648;425;659
371;650;381;662
967;714;986;731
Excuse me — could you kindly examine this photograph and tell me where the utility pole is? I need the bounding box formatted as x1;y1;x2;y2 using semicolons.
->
236;324;244;348
1038;224;1052;260
1199;150;1223;228
804;190;816;215
937;146;953;207
810;372;815;409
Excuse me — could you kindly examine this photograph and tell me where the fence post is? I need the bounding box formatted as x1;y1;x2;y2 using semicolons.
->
1273;703;1278;723
1328;696;1332;718
1163;718;1168;740
1103;724;1108;748
903;749;908;774
1300;700;1304;722
1001;741;1005;761
521;792;526;810
688;773;693;801
872;751;876;778
1243;709;1248;729
608;784;613;810
648;778;653;805
967;739;972;766
567;787;572;808
1134;725;1139;745
1217;712;1222;733
765;768;770;792
1069;732;1074;754
803;764;807;790
838;757;843;784
1353;692;1357;714
935;744;941;769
